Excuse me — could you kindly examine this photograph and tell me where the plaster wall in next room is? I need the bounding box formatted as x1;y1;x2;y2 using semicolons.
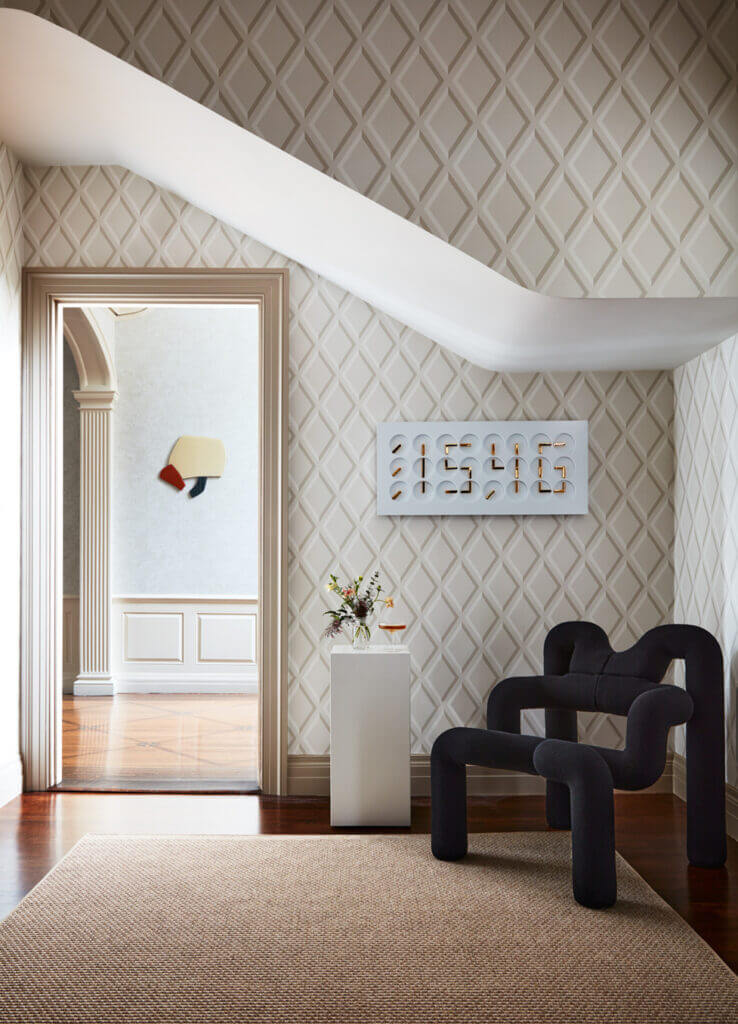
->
63;304;260;693
64;306;259;596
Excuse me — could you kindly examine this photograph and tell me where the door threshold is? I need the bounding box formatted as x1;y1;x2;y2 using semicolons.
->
51;779;261;795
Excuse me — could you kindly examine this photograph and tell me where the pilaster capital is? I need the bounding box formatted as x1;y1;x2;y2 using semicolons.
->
73;387;118;411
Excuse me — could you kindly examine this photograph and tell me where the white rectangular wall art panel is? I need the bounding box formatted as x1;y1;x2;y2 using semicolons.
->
377;422;588;516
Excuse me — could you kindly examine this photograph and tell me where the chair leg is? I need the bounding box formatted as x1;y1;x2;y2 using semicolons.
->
685;704;727;868
544;708;577;830
534;740;616;909
431;733;468;861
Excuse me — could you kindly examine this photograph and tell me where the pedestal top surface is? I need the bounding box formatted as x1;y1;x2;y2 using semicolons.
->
331;643;409;655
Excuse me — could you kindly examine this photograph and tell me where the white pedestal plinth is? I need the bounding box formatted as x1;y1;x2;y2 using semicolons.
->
330;644;410;827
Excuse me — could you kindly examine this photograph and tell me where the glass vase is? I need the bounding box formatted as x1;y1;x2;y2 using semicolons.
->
352;617;372;650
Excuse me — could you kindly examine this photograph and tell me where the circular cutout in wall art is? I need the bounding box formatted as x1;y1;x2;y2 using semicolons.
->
507;433;527;455
506;479;528;500
389;434;408;456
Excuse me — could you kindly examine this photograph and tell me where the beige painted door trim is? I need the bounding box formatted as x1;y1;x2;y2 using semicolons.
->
21;268;289;794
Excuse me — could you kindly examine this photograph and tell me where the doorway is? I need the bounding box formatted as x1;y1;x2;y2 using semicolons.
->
21;269;288;794
61;304;261;792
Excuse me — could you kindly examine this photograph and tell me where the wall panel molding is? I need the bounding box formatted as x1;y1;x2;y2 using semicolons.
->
64;594;259;693
113;596;257;693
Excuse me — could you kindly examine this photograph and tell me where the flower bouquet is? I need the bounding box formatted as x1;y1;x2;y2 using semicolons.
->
323;570;390;649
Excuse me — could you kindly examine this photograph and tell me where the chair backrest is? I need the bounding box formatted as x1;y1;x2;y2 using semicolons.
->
542;621;721;717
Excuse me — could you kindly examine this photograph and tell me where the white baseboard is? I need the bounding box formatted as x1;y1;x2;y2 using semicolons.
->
70;675;256;695
73;677;114;696
0;755;23;809
114;671;257;694
287;752;675;798
672;752;738;841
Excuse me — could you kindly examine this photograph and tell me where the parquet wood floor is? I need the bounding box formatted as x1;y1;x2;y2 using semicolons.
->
60;694;258;790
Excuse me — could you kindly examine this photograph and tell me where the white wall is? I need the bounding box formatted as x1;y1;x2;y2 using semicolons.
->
114;306;259;596
64;306;260;597
0;141;23;805
674;335;738;791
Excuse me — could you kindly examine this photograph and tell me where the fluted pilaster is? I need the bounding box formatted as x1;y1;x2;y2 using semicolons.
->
72;388;116;695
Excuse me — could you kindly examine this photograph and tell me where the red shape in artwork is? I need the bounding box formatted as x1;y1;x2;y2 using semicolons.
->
159;463;186;490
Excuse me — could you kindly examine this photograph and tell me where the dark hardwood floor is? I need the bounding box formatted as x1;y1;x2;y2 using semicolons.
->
1;792;736;972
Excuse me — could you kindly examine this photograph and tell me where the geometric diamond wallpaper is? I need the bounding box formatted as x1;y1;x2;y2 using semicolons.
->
674;335;737;787
7;0;737;297
5;0;734;762
23;163;675;756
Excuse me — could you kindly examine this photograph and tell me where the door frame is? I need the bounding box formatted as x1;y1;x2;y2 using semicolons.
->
21;267;288;794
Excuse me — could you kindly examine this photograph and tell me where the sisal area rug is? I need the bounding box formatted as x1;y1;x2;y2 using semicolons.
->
0;832;736;1023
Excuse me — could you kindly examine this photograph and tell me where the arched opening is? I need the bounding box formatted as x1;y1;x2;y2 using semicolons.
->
63;307;117;391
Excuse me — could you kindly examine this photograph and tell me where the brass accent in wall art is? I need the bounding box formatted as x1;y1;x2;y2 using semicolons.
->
377;422;587;516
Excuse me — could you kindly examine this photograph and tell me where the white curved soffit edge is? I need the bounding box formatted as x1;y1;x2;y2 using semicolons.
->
1;10;736;372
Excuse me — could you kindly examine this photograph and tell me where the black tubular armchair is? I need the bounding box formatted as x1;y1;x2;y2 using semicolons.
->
431;622;726;909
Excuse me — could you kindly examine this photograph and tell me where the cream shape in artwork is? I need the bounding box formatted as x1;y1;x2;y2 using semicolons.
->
159;436;226;499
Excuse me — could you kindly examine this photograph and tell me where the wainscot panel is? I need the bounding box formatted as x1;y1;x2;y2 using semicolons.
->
64;595;258;694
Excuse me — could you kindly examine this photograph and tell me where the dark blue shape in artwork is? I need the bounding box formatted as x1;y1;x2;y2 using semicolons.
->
189;476;207;498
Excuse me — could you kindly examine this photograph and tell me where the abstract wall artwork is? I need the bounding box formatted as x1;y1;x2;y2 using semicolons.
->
159;436;226;498
376;422;588;516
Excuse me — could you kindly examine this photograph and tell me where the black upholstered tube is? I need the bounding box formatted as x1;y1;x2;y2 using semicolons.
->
543;627;586;832
431;728;540;861
544;708;577;829
605;685;693;789
619;624;726;865
534;739;616;909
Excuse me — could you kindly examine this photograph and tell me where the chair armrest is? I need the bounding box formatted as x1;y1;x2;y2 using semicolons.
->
620;685;693;788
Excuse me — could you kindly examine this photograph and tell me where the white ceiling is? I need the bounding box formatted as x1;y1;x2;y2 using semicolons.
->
1;9;737;371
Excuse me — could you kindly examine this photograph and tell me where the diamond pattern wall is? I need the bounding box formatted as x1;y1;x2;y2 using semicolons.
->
5;0;736;298
0;144;22;331
674;336;738;787
23;164;675;755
